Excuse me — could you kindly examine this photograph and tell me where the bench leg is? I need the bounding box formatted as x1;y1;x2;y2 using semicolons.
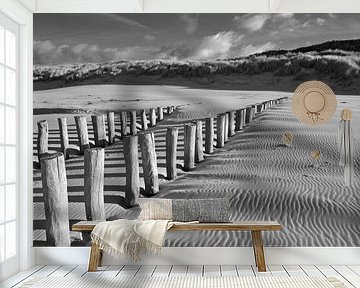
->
251;231;266;272
88;242;102;272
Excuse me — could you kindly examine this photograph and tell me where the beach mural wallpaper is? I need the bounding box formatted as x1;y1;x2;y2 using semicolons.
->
33;14;360;247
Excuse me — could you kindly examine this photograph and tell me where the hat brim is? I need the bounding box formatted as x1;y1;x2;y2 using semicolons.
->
292;81;337;126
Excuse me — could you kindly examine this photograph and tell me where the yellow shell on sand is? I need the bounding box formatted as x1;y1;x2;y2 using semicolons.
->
282;131;294;146
341;108;352;121
311;150;321;160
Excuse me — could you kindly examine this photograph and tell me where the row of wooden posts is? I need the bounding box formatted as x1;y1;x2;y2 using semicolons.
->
38;97;287;246
37;105;176;163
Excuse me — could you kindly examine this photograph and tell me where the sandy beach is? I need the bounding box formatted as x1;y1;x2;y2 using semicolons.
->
33;84;360;247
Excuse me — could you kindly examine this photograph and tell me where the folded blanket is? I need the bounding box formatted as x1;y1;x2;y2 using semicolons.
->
138;198;231;223
91;219;173;261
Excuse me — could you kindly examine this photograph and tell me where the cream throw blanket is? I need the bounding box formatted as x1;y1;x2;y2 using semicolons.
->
91;219;173;261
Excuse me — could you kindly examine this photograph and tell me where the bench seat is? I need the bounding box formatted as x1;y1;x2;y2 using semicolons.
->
72;220;282;273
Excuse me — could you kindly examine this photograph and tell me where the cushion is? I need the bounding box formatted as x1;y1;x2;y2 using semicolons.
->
138;198;230;223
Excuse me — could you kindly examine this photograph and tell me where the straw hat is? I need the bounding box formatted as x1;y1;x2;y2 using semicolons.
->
292;81;337;126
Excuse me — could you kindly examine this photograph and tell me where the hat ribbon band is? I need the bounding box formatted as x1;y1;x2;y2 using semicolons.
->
306;111;324;123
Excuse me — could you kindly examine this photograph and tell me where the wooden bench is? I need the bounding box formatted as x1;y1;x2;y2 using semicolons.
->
72;220;282;273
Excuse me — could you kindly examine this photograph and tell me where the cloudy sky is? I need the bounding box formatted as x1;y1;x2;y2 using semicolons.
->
34;13;360;65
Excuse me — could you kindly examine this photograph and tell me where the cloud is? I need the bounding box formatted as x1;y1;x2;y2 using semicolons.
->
154;44;194;60
180;14;199;34
144;34;156;41
34;40;194;64
234;14;271;32
102;14;148;29
194;31;244;59
34;40;157;64
239;42;277;57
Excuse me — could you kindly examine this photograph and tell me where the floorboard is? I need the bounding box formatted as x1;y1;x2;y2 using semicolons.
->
49;266;77;277
300;265;324;277
221;265;238;277
268;265;289;277
136;265;156;277
349;266;360;276
332;266;360;288
236;265;256;277
32;266;61;277
283;265;307;277
203;265;221;277
117;265;140;277
169;265;188;277
316;265;353;288
186;266;203;277
2;265;360;287
82;266;108;278
101;265;124;277
0;266;45;288
152;265;172;277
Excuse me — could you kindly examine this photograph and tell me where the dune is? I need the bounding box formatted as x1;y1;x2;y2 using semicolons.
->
33;84;360;247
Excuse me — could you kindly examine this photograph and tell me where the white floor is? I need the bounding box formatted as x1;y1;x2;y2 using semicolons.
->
1;265;360;287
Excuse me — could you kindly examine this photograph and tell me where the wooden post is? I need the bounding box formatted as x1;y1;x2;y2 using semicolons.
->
139;132;159;196
40;152;70;247
205;117;214;154
224;113;229;143
235;110;242;131
250;106;256;122
140;109;148;131
129;110;137;135
107;112;116;145
242;108;247;128
92;115;107;148
123;135;140;207
75;116;90;155
261;102;266;112
37;120;49;164
257;104;262;114
240;109;245;129
120;111;128;139
149;108;156;127
245;107;251;124
57;118;69;159
228;111;235;137
166;127;178;180
195;120;204;163
157;107;164;121
216;114;225;148
84;148;106;221
184;123;196;171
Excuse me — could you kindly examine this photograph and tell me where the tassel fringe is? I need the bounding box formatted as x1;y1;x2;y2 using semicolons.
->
91;228;162;262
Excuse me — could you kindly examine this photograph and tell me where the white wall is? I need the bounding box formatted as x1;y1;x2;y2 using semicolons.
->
0;0;34;280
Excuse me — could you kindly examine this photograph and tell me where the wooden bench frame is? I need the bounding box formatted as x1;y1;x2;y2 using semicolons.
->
72;221;282;273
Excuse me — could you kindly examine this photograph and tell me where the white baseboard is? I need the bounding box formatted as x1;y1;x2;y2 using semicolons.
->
35;247;360;266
